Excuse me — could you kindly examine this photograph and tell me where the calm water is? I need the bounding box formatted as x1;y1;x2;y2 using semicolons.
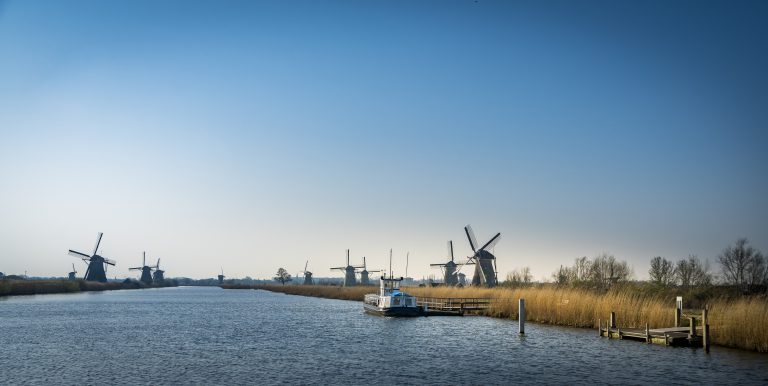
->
1;287;767;385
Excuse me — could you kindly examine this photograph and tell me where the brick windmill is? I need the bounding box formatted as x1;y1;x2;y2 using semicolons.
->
299;260;313;285
430;240;459;286
152;258;164;283
359;256;381;286
68;232;116;283
129;252;156;285
331;249;363;287
457;225;501;287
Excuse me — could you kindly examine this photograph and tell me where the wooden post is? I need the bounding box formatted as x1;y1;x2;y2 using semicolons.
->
519;298;525;334
689;316;696;337
703;306;710;353
598;319;602;337
675;296;683;327
645;323;650;343
610;311;616;328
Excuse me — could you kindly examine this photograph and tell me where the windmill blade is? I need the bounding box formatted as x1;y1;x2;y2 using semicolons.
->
330;266;346;270
156;258;160;269
448;240;454;262
465;225;478;252
129;267;143;270
479;232;501;252
305;260;308;272
103;258;116;266
430;263;447;267
93;232;103;255
69;250;90;259
452;255;477;278
142;251;146;267
346;249;350;266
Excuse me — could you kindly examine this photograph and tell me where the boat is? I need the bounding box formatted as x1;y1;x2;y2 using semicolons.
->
363;276;423;317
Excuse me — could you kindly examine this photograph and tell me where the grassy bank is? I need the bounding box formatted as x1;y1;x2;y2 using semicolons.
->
0;279;172;296
243;284;768;353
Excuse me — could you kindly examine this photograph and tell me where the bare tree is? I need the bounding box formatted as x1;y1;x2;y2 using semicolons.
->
676;255;711;288
273;268;292;285
551;265;572;286
589;253;632;290
649;256;676;286
718;238;766;293
506;267;532;287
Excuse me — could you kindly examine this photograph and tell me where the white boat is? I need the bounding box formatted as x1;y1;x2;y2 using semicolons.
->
363;276;422;317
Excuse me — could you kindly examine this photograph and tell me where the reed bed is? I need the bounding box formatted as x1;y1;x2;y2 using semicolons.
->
0;279;136;296
248;284;371;301
251;284;768;352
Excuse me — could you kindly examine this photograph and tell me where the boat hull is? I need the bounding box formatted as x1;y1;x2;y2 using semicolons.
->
363;303;423;317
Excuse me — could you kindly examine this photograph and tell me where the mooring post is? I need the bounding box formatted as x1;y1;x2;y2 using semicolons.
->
598;319;602;337
689;316;696;338
645;323;650;343
675;296;683;327
703;306;710;353
610;311;616;328
519;298;525;334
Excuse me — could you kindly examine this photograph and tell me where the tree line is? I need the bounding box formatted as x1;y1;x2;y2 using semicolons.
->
504;238;766;294
649;238;766;293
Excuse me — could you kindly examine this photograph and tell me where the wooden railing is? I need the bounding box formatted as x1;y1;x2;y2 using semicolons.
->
416;297;493;311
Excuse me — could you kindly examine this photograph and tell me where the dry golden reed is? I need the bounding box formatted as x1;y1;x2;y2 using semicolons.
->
253;284;768;352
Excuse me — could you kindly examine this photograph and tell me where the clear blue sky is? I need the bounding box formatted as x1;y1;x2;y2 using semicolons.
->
1;0;766;280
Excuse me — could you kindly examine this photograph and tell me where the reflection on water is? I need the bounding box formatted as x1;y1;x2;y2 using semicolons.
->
1;287;767;385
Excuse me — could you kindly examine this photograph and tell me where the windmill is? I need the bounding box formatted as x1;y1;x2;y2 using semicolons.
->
68;263;77;281
457;225;501;287
218;268;225;285
359;256;381;286
129;252;156;285
299;261;313;285
331;249;363;287
430;240;459;286
152;258;164;283
68;232;116;283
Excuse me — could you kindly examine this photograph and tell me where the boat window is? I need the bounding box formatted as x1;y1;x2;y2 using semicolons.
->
393;297;401;306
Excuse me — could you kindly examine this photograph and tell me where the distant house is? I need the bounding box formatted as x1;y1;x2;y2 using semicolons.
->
0;272;4;279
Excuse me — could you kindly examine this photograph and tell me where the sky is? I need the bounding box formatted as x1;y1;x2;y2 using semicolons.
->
0;0;766;281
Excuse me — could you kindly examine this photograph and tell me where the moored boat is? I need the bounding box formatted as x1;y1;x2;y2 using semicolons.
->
364;276;422;317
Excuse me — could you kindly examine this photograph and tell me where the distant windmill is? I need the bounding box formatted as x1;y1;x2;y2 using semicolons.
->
68;263;77;281
152;258;164;283
359;256;381;286
68;232;116;283
430;241;459;286
457;225;501;287
299;261;313;285
331;249;363;287
218;268;225;285
129;252;156;285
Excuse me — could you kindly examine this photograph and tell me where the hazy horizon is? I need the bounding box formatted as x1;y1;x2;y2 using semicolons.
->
1;0;766;281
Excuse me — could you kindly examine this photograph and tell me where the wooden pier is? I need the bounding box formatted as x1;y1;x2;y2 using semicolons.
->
599;300;711;351
416;297;494;316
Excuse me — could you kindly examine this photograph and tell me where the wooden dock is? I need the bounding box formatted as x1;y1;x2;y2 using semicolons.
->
599;303;710;351
600;325;703;347
416;297;494;316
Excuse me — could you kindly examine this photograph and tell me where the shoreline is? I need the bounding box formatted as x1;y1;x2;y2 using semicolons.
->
0;279;178;297
227;283;768;353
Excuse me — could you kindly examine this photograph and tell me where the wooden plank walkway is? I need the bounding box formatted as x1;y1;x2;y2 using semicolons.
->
600;323;704;347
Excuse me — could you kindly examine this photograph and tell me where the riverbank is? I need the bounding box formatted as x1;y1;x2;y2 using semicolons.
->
0;279;177;296
237;284;768;353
